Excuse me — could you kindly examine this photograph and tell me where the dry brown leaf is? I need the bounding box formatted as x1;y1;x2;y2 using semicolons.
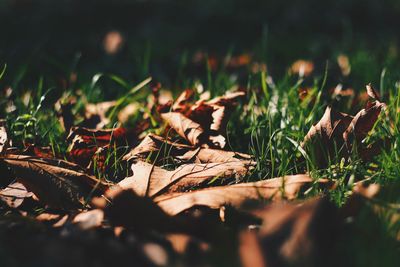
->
226;53;252;68
73;209;104;230
240;197;338;267
117;102;140;124
122;133;193;161
161;112;204;146
123;133;252;164
303;85;386;165
154;174;325;216
0;182;34;208
160;90;245;148
2;154;110;209
94;188;177;231
85;100;116;129
178;147;252;163
187;91;245;146
172;89;195;113
337;54;351;76
342;88;385;149
290;60;314;77
115;160;254;198
0;119;9;155
303;106;353;141
352;182;380;199
36;212;69;227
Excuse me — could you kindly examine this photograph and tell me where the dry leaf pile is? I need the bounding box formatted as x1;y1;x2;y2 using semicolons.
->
0;84;393;267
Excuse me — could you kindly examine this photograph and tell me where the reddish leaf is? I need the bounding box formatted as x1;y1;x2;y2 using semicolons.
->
67;126;139;168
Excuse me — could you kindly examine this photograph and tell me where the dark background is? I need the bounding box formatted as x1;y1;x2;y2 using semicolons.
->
0;0;399;86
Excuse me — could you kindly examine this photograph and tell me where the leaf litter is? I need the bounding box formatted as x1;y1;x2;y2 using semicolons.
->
0;81;397;267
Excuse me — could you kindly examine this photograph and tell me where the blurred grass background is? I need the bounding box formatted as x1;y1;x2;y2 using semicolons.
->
1;0;400;88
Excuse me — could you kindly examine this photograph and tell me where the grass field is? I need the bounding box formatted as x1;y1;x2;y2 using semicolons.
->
1;1;400;266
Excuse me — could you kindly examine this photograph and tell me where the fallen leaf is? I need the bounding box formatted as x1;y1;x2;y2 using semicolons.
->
178;147;252;163
123;133;252;163
2;154;110;209
161;112;204;146
0;182;34;208
85;100;116;129
159;90;245;148
352;182;380;199
0;119;10;155
240;197;338;267
343;85;386;151
165;233;209;255
337;54;351;76
67;126;140;168
172;89;195;113
226;53;252;68
56;96;76;132
302;84;386;165
117;102;140;124
115;160;254;198
302;106;353;164
36;212;67;225
22;144;55;159
73;209;104;230
187;91;245;146
122;133;193;161
103;30;124;54
94;188;177;231
290;60;314;77
154;174;327;216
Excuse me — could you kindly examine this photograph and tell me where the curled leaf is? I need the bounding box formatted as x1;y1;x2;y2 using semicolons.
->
303;85;386;165
115;160;254;198
123;133;252;163
85;100;116;129
0;182;34;208
160;90;245;148
154;174;327;216
2;154;109;209
0;119;9;155
161;112;204;146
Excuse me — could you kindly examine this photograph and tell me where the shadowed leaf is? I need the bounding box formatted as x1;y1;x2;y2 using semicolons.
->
154;174;327;216
2;154;110;209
